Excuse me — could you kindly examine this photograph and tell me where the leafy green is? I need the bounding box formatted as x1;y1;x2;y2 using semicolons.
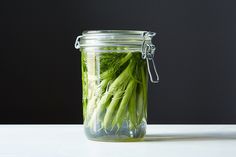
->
81;47;148;137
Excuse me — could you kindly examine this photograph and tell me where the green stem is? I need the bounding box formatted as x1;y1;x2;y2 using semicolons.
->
136;83;144;124
128;82;137;130
112;79;137;129
103;89;124;130
141;64;148;119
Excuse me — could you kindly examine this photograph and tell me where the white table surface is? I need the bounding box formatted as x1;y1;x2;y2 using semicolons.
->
0;125;236;157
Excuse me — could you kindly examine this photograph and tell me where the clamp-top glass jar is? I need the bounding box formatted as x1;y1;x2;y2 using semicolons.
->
75;30;159;142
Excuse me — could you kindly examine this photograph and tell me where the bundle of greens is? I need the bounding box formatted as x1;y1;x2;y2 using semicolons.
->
81;47;147;137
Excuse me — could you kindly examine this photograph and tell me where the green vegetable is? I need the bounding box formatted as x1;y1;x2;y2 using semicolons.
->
81;47;148;137
103;88;124;130
112;79;137;129
128;81;137;129
141;64;148;119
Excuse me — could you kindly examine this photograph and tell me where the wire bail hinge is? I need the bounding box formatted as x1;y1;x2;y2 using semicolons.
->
142;41;159;83
74;35;82;49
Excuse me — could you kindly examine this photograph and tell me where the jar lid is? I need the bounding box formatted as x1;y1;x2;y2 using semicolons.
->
75;30;156;48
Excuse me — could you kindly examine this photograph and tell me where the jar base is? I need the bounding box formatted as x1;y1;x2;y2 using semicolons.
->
86;136;144;142
84;122;146;142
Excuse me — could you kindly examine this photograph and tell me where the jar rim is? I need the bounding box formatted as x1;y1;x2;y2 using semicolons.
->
75;30;156;48
82;30;148;35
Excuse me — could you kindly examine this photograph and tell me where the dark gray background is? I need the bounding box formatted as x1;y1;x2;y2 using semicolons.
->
1;0;236;124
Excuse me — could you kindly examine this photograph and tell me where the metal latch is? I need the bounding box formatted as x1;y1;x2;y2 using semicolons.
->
142;41;159;83
74;35;82;49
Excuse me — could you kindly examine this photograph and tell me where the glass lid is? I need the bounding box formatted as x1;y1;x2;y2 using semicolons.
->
75;30;156;48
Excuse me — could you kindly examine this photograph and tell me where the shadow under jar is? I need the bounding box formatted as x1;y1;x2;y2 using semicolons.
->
75;30;159;142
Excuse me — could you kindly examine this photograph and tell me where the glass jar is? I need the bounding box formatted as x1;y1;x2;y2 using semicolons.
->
75;30;159;142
